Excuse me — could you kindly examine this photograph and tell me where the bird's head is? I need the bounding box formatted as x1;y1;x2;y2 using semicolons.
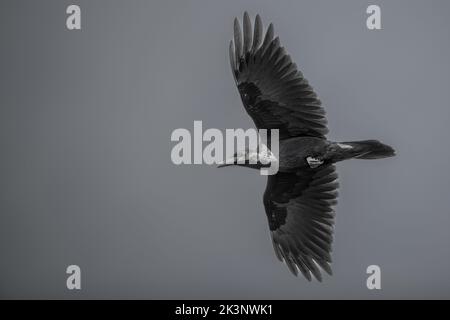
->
217;146;277;169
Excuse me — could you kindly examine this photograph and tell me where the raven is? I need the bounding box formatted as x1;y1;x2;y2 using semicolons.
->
220;12;395;281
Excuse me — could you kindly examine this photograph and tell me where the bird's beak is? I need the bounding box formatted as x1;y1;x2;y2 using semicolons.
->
217;157;236;168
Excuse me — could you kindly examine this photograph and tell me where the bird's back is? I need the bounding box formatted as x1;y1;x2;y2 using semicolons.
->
278;136;330;171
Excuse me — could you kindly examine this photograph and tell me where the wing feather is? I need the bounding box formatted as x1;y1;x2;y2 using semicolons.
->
230;13;328;139
233;18;242;64
251;14;263;52
243;12;252;53
264;165;338;281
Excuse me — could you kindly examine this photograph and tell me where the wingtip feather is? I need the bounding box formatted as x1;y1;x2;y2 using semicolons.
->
233;17;242;60
243;12;252;53
252;14;263;52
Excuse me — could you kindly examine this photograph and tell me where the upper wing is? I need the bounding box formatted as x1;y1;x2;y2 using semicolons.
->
229;12;328;140
263;165;338;281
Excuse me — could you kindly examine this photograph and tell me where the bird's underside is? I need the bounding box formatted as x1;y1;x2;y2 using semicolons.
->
228;12;394;281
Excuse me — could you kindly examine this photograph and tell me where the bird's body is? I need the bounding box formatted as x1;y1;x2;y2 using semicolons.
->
255;137;394;172
221;12;395;281
278;137;330;170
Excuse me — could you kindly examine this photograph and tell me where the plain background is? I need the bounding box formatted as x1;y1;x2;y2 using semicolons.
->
1;0;450;299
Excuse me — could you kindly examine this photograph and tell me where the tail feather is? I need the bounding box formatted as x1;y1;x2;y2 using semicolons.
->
338;140;395;160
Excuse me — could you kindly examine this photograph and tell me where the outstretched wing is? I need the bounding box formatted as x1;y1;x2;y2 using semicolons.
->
229;12;328;140
263;165;338;281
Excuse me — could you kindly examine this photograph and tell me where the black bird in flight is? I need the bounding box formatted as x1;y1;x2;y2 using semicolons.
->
220;12;395;281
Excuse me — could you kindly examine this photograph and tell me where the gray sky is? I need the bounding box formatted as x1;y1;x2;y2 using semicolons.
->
1;0;450;299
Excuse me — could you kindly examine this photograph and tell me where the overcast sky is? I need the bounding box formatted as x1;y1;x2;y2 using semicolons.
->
1;0;450;298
